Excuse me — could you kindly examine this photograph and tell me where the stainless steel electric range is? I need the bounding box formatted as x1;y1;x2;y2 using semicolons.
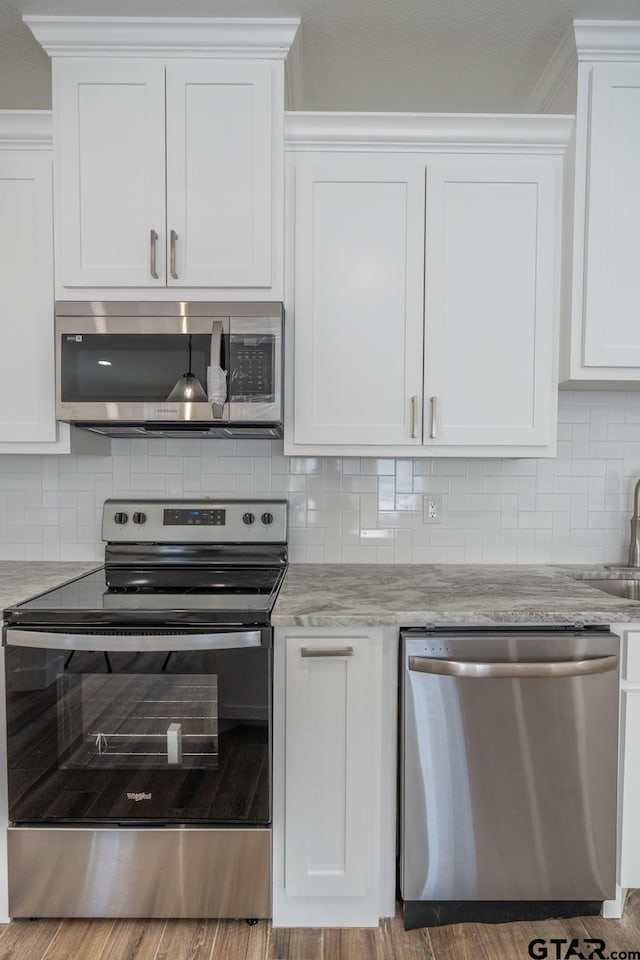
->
2;498;288;920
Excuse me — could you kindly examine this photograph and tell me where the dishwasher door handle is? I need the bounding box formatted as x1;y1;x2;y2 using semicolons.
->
408;654;619;679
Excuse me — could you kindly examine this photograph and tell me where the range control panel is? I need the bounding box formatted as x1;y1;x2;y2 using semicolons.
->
102;499;287;544
163;508;226;526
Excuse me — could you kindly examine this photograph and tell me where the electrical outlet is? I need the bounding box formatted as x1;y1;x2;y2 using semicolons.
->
423;495;443;524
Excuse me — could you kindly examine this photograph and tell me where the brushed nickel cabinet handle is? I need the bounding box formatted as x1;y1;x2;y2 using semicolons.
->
170;229;178;280
150;229;159;279
408;654;618;679
430;395;438;439
301;646;354;659
411;395;419;439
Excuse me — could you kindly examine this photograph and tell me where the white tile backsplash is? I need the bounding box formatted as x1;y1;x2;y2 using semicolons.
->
2;390;640;562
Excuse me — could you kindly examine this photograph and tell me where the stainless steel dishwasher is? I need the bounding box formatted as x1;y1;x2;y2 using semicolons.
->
400;627;619;928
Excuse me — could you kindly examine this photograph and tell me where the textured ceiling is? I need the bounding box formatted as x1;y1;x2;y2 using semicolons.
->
2;0;640;112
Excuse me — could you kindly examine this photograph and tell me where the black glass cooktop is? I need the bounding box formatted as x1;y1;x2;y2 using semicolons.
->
3;565;286;629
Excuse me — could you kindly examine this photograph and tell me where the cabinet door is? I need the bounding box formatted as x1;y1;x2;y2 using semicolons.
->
621;689;640;887
54;59;166;287
293;154;425;445
0;152;57;442
582;64;640;368
423;156;558;447
284;636;373;897
165;61;273;287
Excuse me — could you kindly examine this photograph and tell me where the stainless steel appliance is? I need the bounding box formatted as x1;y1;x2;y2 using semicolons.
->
3;498;288;919
55;301;283;438
400;627;619;929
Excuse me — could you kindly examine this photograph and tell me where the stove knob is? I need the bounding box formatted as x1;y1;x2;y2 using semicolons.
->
261;512;274;525
114;512;128;525
133;512;147;525
242;512;255;525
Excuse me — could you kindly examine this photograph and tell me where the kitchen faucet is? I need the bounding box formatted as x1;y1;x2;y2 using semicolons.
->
629;478;640;566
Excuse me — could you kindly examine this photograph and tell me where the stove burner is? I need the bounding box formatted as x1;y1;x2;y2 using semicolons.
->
104;565;283;595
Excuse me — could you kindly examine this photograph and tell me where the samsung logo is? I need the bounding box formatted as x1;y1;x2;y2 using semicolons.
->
155;408;179;415
127;792;152;802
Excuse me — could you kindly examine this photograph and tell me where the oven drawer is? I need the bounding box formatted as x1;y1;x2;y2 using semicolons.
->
8;826;271;919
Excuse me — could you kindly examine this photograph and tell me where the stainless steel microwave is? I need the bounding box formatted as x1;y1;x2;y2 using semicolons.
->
55;302;283;438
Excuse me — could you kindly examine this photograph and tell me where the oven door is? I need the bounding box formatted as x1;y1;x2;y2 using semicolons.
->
4;627;271;826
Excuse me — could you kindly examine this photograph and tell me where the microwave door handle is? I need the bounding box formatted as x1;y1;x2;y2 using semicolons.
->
210;321;226;419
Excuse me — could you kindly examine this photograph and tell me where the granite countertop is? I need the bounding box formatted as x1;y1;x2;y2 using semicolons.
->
0;561;100;612
271;563;640;627
5;560;640;631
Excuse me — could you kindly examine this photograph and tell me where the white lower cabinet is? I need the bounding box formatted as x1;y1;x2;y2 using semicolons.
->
620;689;640;888
603;623;640;920
272;627;397;927
618;628;640;892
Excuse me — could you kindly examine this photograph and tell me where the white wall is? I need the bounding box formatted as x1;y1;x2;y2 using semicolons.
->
0;389;639;565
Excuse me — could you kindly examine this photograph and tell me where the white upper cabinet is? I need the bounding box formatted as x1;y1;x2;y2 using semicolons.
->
581;63;640;370
165;61;273;288
534;21;640;383
423;156;558;449
0;112;107;454
25;16;300;300
54;59;166;288
0;125;56;443
291;154;425;446
286;115;570;457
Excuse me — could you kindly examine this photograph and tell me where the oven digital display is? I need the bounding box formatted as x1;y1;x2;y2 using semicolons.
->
163;509;226;526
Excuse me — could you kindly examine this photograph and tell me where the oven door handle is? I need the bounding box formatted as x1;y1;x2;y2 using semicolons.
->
4;629;262;653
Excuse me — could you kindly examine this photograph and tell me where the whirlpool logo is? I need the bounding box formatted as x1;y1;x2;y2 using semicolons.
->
127;792;152;802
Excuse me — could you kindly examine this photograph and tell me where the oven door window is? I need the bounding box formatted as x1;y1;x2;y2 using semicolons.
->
59;672;219;770
5;645;270;825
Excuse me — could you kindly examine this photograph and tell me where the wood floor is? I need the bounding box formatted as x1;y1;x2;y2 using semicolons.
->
2;892;640;960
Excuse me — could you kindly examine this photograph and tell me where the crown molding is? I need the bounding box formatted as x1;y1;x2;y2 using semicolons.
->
285;112;574;154
24;15;301;60
574;19;640;61
285;22;304;110
0;110;52;149
524;24;577;113
524;18;640;112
